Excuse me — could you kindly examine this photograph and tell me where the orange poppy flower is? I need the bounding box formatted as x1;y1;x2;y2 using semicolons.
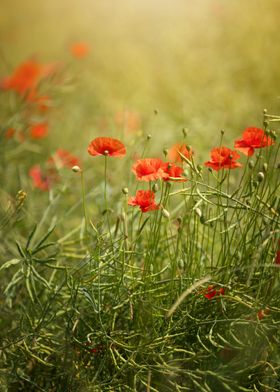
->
29;165;59;191
128;190;160;213
88;137;126;157
70;42;90;58
48;149;80;169
1;59;56;97
234;127;275;156
132;158;168;181
168;143;193;164
29;122;48;139
204;147;242;171
162;162;187;182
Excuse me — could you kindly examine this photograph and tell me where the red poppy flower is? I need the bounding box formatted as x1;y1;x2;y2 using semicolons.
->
29;165;59;191
88;137;126;157
48;149;80;169
128;190;160;213
162;162;187;182
204;147;242;171
257;308;270;320
70;42;90;58
132;158;168;181
234;127;274;156
29;122;48;139
1;59;56;97
202;285;225;300
168;143;193;164
115;110;141;133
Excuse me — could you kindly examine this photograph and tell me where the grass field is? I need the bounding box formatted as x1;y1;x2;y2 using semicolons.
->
1;1;280;391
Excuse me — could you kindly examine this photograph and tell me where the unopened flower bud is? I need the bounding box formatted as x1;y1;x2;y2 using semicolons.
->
197;164;203;172
147;134;152;140
163;149;168;157
154;109;158;115
122;187;129;195
257;172;265;182
72;165;81;173
262;163;268;172
162;208;170;218
194;207;202;218
220;129;225;136
178;258;184;269
152;183;159;192
182;128;188;137
248;160;254;169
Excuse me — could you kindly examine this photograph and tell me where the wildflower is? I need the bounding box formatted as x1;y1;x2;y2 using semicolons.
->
70;42;90;58
168;143;193;164
48;149;80;169
115;110;141;133
29;165;59;191
275;240;280;265
234;127;274;156
128;190;160;213
132;158;168;181
202;285;225;300
29;122;48;139
88;137;126;157
204;147;242;171
1;59;56;97
257;308;270;320
162;162;187;182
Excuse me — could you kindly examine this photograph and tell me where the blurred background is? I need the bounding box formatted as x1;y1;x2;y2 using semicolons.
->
1;0;280;156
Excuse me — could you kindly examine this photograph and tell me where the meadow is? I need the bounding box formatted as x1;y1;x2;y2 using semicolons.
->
1;1;280;391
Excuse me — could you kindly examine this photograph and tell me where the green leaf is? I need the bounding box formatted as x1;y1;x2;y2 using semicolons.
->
0;258;21;272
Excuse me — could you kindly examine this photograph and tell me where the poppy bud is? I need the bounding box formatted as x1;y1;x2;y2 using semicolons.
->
262;163;268;172
154;109;158;115
122;187;128;195
248;160;254;169
163;149;168;157
152;183;159;192
178;258;184;269
147;134;152;140
72;165;81;173
257;172;265;182
263;108;267;114
182;128;188;137
220;129;225;136
162;208;170;218
197;164;203;172
194;207;202;218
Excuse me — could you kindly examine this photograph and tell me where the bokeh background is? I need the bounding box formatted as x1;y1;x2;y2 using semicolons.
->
1;0;280;156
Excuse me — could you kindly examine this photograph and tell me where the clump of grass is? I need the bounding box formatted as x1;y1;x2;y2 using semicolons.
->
1;58;280;391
